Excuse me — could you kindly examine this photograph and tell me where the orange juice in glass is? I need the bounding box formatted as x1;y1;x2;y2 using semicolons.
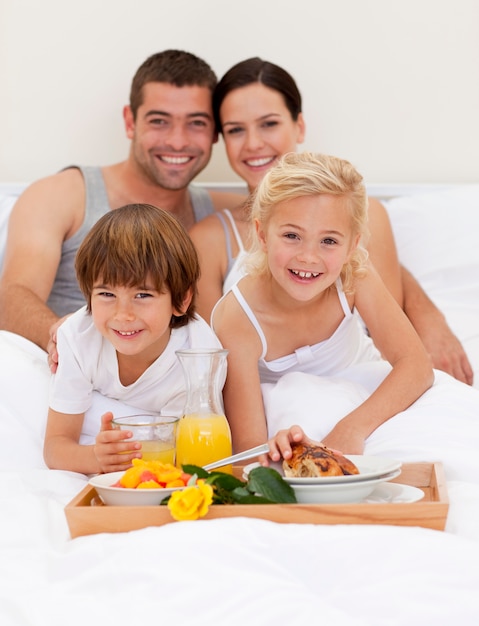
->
112;414;178;464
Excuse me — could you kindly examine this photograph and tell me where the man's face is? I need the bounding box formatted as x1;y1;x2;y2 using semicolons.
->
125;82;217;190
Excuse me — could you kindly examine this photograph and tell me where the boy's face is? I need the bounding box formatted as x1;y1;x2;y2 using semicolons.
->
90;278;186;364
124;81;218;191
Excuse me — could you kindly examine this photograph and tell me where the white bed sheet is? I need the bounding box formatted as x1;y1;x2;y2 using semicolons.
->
1;330;479;625
2;466;479;626
1;184;479;624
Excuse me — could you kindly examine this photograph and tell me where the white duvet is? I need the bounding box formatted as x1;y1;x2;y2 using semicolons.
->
2;185;479;625
1;328;479;626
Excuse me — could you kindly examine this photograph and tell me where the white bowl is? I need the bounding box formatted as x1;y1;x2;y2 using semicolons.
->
244;455;402;485
290;469;402;504
89;471;186;506
283;455;402;484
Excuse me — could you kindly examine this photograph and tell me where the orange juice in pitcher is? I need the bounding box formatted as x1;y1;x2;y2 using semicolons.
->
176;413;232;471
175;349;232;472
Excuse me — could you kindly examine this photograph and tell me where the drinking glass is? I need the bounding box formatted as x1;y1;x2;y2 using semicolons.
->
112;414;179;464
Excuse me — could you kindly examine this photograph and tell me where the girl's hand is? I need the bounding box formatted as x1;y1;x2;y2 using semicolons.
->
261;425;321;465
93;412;142;473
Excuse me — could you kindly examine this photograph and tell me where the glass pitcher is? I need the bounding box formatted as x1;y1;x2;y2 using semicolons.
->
175;348;232;472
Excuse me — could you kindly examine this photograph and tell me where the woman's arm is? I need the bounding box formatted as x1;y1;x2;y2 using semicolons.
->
367;197;473;384
189;215;229;322
366;197;403;305
401;266;473;384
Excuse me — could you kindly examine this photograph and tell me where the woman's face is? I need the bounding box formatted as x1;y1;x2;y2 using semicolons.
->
219;82;305;191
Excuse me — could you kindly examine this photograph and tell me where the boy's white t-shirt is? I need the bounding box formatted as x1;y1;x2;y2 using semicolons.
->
49;307;223;443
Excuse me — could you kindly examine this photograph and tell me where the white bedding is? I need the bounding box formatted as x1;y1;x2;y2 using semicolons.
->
1;185;479;625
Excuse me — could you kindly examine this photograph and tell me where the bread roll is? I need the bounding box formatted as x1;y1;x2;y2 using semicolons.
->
283;442;359;478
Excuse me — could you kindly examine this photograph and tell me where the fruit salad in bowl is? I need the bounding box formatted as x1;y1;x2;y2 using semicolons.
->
89;459;193;506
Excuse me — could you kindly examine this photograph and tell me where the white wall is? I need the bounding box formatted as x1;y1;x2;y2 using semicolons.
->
1;0;478;185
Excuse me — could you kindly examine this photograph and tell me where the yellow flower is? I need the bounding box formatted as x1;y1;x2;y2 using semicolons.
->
167;480;214;521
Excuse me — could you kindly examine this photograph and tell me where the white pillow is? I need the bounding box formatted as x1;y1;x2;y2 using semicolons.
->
384;185;479;287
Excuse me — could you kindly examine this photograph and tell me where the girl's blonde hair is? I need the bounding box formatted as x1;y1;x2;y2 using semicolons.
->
75;204;199;328
247;151;369;292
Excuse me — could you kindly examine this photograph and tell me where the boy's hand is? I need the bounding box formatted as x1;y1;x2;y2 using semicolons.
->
93;412;142;473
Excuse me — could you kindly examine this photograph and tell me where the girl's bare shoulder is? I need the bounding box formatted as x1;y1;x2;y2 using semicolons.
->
213;280;263;348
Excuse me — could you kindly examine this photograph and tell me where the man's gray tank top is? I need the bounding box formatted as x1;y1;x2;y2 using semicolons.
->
46;165;215;317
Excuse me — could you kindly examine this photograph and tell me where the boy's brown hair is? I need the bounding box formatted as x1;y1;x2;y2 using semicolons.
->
75;204;199;328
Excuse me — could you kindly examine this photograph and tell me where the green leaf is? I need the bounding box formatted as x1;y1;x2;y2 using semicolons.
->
230;486;251;499
206;473;245;491
230;486;276;504
246;467;297;503
211;485;237;504
181;464;209;478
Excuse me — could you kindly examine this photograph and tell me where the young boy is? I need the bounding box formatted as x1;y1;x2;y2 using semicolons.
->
43;203;223;474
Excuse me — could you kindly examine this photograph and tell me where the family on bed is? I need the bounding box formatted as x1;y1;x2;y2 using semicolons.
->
0;49;477;476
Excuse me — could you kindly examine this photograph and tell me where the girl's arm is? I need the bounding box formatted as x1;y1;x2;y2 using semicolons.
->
43;409;141;474
212;291;268;454
322;264;434;454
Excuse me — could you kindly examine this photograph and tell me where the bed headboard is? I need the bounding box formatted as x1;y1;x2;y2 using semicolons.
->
201;181;460;203
0;181;461;202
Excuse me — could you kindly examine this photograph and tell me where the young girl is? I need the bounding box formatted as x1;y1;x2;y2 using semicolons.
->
43;204;222;474
212;152;434;461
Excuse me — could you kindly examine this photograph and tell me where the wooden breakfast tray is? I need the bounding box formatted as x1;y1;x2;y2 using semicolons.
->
65;462;449;538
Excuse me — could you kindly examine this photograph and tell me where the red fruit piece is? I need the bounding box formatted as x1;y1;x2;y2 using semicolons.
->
139;470;160;484
180;472;193;485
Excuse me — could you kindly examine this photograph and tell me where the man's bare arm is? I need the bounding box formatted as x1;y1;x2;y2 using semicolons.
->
0;170;84;350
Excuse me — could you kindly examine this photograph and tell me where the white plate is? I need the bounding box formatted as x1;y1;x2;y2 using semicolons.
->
290;469;402;504
363;482;425;504
244;454;402;485
89;471;186;506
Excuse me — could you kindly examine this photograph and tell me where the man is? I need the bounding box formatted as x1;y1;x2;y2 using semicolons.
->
0;50;242;351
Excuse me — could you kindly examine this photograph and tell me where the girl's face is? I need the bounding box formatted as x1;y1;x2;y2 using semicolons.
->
220;83;305;192
91;276;190;366
256;194;359;302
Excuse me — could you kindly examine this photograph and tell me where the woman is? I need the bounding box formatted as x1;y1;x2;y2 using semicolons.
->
188;57;472;384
